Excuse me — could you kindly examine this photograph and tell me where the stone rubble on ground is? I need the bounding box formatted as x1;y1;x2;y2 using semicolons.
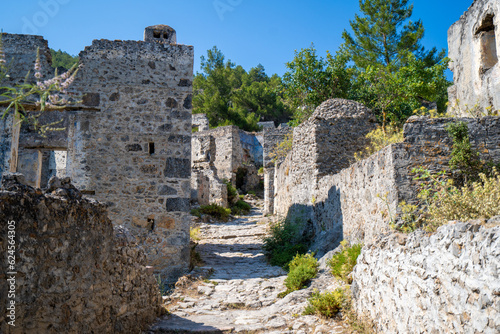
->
149;199;350;333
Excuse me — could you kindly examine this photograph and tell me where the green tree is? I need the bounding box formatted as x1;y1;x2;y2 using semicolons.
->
358;52;450;128
193;46;291;131
50;49;78;70
281;45;352;124
342;0;436;69
339;0;451;128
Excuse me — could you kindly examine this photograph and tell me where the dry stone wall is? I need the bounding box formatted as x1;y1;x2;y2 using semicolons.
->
1;27;194;282
0;175;162;334
352;220;500;334
273;110;500;254
448;0;500;115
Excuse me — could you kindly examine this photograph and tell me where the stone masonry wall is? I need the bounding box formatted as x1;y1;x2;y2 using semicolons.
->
352;221;500;334
0;175;161;334
0;115;12;179
448;0;500;115
262;125;292;215
64;36;194;281
273;113;500;254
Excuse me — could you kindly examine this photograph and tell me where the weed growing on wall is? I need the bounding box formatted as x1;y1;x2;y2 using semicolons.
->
270;131;293;164
449;99;500;117
446;121;484;185
327;242;363;284
0;41;80;134
412;106;450;118
224;180;238;204
190;226;201;241
156;275;169;296
354;125;403;161
279;253;318;297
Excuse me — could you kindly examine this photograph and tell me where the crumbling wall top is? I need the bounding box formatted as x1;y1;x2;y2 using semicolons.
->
144;25;177;44
309;99;375;121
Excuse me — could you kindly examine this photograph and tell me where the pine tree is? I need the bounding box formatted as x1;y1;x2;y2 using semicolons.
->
342;0;428;69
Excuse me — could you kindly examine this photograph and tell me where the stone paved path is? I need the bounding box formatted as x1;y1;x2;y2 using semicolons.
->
148;199;348;334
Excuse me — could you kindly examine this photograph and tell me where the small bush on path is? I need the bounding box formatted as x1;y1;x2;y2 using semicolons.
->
279;253;318;297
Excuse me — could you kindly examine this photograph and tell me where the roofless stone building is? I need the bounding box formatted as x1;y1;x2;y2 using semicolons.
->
0;25;194;282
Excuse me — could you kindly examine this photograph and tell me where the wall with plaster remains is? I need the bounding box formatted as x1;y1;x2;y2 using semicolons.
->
448;0;500;115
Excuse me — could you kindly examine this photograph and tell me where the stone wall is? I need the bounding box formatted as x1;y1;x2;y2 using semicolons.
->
239;129;263;168
273;111;500;254
352;220;500;334
1;27;194;282
262;125;292;215
448;0;500;115
0;33;53;180
0;175;161;333
272;99;376;253
191;125;262;206
192;113;209;131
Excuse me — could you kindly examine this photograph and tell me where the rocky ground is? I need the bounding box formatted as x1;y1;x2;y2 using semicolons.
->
148;198;352;334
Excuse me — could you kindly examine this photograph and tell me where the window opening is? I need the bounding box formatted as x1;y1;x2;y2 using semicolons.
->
476;14;498;73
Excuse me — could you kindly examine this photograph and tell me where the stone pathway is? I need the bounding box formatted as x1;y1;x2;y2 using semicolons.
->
148;199;348;334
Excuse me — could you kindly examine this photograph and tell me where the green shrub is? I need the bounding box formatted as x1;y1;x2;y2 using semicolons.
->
279;253;318;297
303;288;346;318
156;275;169;295
190;208;201;218
327;242;363;283
224;180;238;204
263;219;309;269
199;204;231;221
231;200;251;215
424;169;500;231
446;121;484;186
258;167;264;175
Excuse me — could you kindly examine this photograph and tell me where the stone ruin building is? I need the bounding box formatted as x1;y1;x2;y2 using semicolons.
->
0;25;193;282
191;113;263;207
448;0;500;114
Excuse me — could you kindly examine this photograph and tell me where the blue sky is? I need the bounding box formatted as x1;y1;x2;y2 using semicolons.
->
1;0;473;78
